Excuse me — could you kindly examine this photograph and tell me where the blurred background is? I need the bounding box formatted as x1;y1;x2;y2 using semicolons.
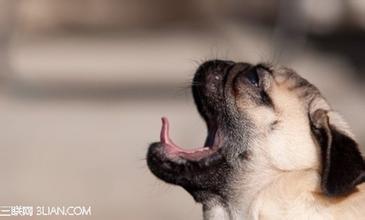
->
0;0;364;219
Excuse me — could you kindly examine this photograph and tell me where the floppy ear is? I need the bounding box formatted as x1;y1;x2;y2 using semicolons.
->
310;109;365;196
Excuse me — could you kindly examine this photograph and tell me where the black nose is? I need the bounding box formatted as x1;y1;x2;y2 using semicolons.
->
197;60;235;74
192;60;235;119
193;59;235;90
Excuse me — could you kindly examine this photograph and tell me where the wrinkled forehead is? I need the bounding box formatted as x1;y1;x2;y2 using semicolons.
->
262;63;321;103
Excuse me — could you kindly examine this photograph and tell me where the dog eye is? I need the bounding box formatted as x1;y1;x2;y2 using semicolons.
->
246;68;259;87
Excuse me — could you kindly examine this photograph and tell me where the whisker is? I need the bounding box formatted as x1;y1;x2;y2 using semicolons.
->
189;58;204;67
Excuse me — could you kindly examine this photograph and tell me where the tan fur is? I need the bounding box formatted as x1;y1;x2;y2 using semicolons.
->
248;170;365;220
228;66;365;220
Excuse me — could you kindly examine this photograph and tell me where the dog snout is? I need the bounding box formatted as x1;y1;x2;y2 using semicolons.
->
193;60;234;93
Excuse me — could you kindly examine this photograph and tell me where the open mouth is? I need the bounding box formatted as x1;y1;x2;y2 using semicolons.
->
147;60;239;193
160;117;220;161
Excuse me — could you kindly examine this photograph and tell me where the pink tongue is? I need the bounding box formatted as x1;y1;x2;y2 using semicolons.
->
160;117;174;145
160;117;209;154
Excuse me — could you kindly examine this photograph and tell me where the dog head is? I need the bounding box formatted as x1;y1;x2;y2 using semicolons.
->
147;60;365;205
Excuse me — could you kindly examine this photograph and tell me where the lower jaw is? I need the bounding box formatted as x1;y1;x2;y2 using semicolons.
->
147;143;232;204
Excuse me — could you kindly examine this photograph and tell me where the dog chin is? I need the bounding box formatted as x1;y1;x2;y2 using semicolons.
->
146;117;226;185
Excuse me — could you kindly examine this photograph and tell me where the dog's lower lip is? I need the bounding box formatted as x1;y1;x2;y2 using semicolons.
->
160;117;219;160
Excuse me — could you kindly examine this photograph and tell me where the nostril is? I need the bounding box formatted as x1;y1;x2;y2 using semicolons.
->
205;74;220;93
213;72;222;81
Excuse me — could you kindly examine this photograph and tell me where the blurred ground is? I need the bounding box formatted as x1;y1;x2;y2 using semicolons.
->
0;1;364;220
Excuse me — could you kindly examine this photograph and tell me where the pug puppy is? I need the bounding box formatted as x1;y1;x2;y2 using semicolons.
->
147;60;365;220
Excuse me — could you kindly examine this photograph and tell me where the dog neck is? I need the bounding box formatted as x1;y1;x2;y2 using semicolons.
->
203;205;229;220
202;170;320;220
203;202;242;220
201;153;282;220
